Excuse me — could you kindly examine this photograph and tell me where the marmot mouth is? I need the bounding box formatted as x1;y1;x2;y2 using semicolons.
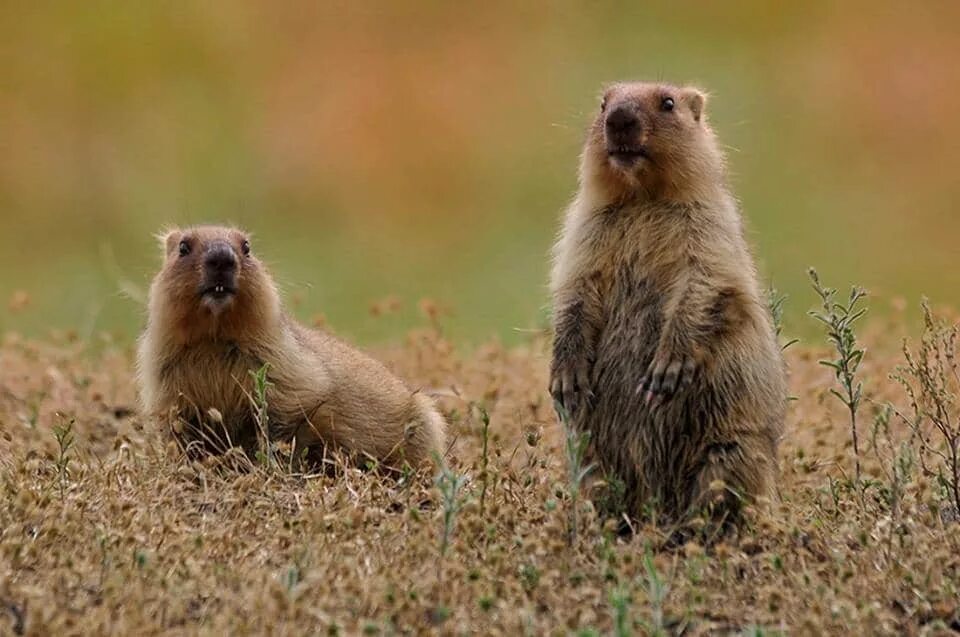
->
607;146;649;165
201;284;237;300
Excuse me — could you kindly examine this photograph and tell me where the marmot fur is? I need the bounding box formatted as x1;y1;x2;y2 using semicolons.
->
549;82;786;530
137;225;446;467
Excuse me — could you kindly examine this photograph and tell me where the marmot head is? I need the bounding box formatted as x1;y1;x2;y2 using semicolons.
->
146;225;281;345
581;82;724;202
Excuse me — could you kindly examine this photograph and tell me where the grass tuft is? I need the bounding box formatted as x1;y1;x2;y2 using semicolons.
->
808;268;868;486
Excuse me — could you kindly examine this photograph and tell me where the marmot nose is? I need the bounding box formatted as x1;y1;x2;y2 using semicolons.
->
605;106;638;135
204;242;237;274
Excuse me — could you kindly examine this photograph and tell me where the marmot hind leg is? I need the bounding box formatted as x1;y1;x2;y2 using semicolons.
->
672;437;774;545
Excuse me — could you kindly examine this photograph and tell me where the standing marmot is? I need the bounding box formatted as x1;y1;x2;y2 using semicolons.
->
550;82;786;530
136;225;446;467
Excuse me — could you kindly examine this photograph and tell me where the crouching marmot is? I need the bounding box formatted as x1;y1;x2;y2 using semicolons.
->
136;225;446;467
549;82;786;532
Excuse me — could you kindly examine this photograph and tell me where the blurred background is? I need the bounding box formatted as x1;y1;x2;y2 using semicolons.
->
2;1;958;346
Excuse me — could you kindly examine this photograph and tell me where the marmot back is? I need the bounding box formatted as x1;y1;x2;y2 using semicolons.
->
550;83;786;534
136;225;446;467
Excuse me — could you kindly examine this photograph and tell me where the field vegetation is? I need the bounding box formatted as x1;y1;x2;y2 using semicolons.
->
1;281;959;635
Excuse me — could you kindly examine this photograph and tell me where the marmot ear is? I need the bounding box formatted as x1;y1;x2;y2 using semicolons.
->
156;229;181;256
684;88;707;122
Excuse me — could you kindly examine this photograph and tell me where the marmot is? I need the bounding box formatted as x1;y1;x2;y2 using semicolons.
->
136;225;446;467
549;82;786;530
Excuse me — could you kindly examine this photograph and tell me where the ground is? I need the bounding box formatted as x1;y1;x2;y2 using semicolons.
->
0;317;958;636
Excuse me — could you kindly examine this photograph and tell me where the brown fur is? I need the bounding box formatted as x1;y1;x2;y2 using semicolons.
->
549;82;786;528
136;226;446;467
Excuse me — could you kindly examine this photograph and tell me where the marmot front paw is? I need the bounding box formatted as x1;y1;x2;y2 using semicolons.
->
638;350;698;406
550;358;593;419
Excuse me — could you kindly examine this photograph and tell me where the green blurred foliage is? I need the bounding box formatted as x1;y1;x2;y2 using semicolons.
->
2;2;958;344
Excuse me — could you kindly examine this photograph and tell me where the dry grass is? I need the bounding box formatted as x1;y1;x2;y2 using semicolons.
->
1;315;960;636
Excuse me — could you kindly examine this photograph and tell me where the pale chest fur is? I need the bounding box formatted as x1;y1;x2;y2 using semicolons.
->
154;342;263;424
552;201;702;303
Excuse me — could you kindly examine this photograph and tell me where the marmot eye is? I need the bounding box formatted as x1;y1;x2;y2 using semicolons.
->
600;98;607;112
241;240;251;256
178;240;190;257
661;97;675;112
